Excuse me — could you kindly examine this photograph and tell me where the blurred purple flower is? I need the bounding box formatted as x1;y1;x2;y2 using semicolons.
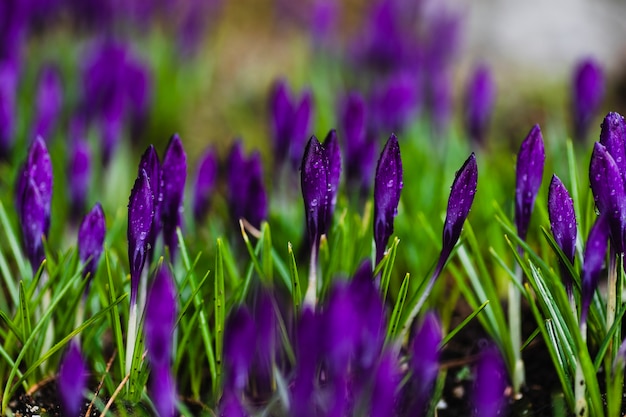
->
127;168;154;306
252;290;277;378
227;142;268;230
473;345;508;417
310;0;338;48
67;139;91;217
150;364;176;417
369;72;420;134
548;175;577;295
193;147;217;223
145;266;177;367
161;134;187;263
589;142;626;254
581;215;610;325
515;124;545;242
138;145;162;263
0;0;27;64
219;389;249;417
373;134;403;265
573;58;604;141
370;349;399;417
291;307;320;417
599;112;626;185
0;63;17;158
58;339;88;417
427;69;453;134
223;306;256;391
464;64;496;146
78;203;106;283
32;64;63;141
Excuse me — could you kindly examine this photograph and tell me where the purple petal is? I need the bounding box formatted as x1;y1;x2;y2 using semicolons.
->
145;266;177;366
515;124;545;241
219;389;249;417
138;145;162;261
291;307;321;416
127;168;154;306
20;177;47;271
301;135;330;247
464;64;496;145
289;90;313;169
373;133;403;264
244;152;268;229
323;129;342;219
370;349;399;417
223;306;256;391
78;203;106;281
67;139;91;217
270;79;293;165
573;58;604;141
150;364;176;417
589;142;626;254
370;72;420;134
323;281;359;372
17;136;53;218
581;215;609;324
0;64;16;158
252;290;277;376
58;339;88;417
227;140;247;224
340;92;366;160
161;134;187;262
32;64;63;140
548;175;577;294
193;147;218;223
598;112;626;185
473;345;508;417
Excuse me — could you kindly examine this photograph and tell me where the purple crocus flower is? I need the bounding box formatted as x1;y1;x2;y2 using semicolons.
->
223;306;256;391
78;203;106;283
581;215;610;324
301;135;330;249
573;58;604;141
161;134;186;263
598;112;626;186
289;90;313;170
473;345;508;417
58;339;88;417
370;349;399;417
589;142;626;254
150;364;176;417
32;64;63;141
369;72;420;135
373;133;403;265
138;145;162;262
227;142;268;230
67;139;91;217
0;62;17;158
515;124;545;242
219;389;249;417
145;266;177;367
464;64;496;146
291;307;320;417
192;147;217;223
324;129;341;217
252;290;277;379
405;311;442;417
127;168;154;306
548;175;577;295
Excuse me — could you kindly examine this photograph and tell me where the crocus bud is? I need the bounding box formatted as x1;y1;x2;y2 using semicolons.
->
58;339;88;417
301;135;330;248
581;215;610;324
161;134;187;262
598;112;626;185
223;306;256;391
78;203;106;282
407;312;442;417
573;58;604;141
227;142;268;230
145;266;177;366
373;133;402;264
67;139;91;217
589;142;626;254
138;145;162;262
548;175;577;295
324;129;341;216
32;64;63;140
370;72;420;135
192;147;217;223
127;168;154;306
150;364;176;417
515;124;545;242
473;345;507;417
270;79;293;166
464;64;496;146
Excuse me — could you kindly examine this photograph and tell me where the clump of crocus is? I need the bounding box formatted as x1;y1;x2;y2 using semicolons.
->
57;339;88;417
572;58;604;142
192;146;217;223
138;144;162;264
547;174;577;297
270;79;313;170
464;64;496;146
77;203;106;285
473;344;508;417
67;138;91;217
300;131;342;305
144;266;178;417
161;134;187;263
227;140;268;230
373;133;403;267
31;64;63;141
16;136;53;273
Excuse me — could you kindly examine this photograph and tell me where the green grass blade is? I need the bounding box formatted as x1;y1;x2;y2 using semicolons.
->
261;223;273;285
215;238;226;394
441;300;489;347
386;273;409;343
380;237;400;302
288;242;301;317
106;252;126;382
0;200;29;279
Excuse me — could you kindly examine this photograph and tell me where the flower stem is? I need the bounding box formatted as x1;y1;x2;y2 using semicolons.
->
304;241;318;307
509;262;525;394
125;301;138;378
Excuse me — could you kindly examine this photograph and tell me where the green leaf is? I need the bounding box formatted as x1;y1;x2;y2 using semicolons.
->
288;242;301;317
215;238;226;394
386;273;409;343
440;300;489;348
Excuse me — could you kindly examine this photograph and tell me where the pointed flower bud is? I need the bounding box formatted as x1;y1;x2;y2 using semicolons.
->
161;134;186;262
127;168;154;306
78;203;106;282
573;58;604;141
515;124;545;241
464;64;496;145
32;64;63;140
581;215;610;324
301;136;330;248
589;142;626;254
145;266;177;367
58;339;88;417
223;306;256;391
373;134;402;264
598;112;626;185
67;138;91;217
548;175;577;294
227;142;268;229
139;145;162;262
473;345;507;417
193;147;217;223
370;72;420;134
